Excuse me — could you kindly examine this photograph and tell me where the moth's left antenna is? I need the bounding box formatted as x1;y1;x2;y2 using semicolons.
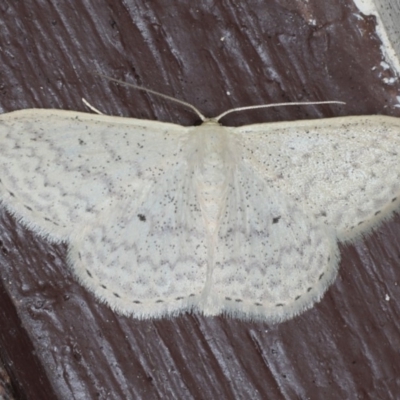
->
82;98;105;115
95;72;207;122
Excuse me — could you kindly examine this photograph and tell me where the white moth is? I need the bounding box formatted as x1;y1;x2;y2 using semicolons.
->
0;90;399;322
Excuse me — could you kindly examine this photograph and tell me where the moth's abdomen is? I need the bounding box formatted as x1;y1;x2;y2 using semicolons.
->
190;124;236;236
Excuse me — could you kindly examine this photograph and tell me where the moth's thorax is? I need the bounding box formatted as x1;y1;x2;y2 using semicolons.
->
188;123;236;235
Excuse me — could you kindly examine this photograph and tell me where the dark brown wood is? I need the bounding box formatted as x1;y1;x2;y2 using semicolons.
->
0;1;400;399
0;350;16;400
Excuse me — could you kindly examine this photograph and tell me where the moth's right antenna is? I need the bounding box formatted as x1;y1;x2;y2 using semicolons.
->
214;101;346;122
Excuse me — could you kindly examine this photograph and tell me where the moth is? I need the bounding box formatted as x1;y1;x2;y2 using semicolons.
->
0;84;398;321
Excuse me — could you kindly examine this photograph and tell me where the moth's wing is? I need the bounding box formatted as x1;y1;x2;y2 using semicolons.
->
69;162;208;318
203;162;339;322
234;115;400;241
0;109;189;240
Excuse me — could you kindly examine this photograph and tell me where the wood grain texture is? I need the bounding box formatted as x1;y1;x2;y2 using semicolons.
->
0;1;400;399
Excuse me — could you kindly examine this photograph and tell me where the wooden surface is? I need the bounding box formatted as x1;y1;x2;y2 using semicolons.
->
0;1;400;399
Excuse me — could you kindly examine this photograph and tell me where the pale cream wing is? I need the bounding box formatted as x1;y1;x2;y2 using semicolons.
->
233;115;400;241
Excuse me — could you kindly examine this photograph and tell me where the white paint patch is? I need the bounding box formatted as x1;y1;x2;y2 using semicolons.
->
383;76;397;84
353;0;400;76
